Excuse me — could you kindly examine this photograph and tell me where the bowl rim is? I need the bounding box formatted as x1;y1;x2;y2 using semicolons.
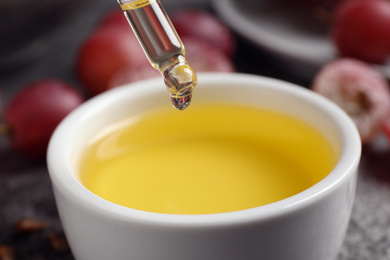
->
47;72;361;227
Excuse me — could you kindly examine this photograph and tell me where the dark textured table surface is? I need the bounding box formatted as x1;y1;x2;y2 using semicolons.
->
1;0;390;259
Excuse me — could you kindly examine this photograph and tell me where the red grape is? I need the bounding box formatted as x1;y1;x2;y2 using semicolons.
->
383;118;390;142
76;25;148;96
332;0;390;64
170;9;235;58
312;58;390;143
4;79;85;157
108;64;160;89
182;36;235;73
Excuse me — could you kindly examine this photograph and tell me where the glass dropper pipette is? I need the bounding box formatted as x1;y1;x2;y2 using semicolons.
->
117;0;197;110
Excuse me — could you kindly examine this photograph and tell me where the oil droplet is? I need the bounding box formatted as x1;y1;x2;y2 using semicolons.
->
171;93;192;110
163;58;197;110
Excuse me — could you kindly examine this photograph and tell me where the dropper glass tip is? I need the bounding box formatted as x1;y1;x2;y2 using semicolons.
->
171;94;192;110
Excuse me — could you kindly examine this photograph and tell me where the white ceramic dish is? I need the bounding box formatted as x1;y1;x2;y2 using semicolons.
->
212;0;390;80
47;73;361;260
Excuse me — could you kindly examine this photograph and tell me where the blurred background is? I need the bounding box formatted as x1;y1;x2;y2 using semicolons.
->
1;0;390;259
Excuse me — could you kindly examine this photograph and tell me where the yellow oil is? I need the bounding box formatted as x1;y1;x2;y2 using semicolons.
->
119;0;197;110
78;103;339;215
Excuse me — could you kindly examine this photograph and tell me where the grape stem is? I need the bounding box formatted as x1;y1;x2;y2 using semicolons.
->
0;112;10;136
311;6;331;25
0;124;10;136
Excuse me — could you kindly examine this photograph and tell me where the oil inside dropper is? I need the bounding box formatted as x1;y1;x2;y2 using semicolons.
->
119;0;197;110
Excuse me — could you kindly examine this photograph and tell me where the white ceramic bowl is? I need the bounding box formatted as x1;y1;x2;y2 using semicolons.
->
47;73;361;260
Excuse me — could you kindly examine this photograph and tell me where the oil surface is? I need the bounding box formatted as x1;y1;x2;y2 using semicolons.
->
78;103;338;214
